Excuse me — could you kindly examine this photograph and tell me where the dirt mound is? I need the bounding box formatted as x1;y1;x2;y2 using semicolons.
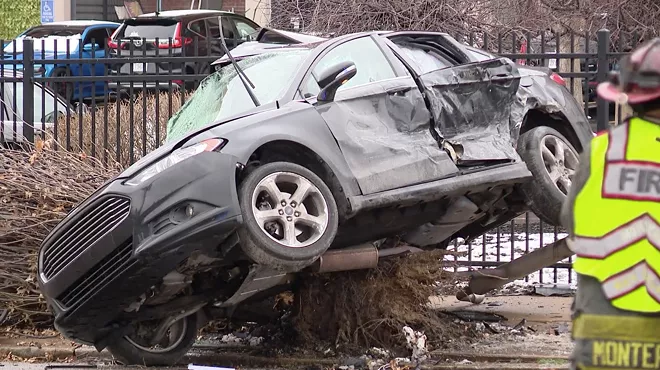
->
293;249;478;356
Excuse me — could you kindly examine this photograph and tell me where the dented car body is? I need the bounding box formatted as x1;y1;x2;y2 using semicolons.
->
38;30;593;366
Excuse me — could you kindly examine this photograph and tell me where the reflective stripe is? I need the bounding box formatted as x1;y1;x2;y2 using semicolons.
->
606;124;629;161
568;214;660;259
602;262;660;301
603;162;660;201
571;118;660;313
573;313;660;342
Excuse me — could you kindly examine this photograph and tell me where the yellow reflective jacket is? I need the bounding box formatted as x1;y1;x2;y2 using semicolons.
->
562;117;660;313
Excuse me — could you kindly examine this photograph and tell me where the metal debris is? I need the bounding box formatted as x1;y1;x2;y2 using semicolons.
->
402;326;428;364
188;365;235;370
533;284;576;297
443;310;507;322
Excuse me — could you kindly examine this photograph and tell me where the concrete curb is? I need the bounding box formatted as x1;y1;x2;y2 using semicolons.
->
0;345;111;361
0;345;570;370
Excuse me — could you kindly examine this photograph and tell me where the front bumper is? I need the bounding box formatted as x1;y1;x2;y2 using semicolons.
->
37;152;243;345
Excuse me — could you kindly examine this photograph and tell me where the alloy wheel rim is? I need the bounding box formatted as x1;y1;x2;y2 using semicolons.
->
539;134;579;195
124;318;187;353
251;171;329;248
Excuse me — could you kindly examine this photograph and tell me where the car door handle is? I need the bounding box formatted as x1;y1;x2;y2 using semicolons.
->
387;86;412;96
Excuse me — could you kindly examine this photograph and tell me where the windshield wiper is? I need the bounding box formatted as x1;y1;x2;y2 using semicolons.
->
218;22;260;107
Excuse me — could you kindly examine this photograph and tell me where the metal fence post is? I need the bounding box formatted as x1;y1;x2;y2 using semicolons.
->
22;39;34;145
596;29;610;132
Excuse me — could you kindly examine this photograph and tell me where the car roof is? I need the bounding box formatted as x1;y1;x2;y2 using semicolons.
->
137;9;230;19
33;20;120;27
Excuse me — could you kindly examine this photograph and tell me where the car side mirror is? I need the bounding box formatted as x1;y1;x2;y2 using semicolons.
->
316;61;357;103
82;43;95;52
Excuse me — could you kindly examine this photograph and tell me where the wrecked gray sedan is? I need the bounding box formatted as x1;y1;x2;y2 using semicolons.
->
37;30;593;366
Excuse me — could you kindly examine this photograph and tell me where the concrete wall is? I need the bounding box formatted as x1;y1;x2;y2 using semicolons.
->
140;0;245;15
55;0;73;21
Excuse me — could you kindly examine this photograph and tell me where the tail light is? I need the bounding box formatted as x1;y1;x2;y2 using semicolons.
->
107;27;123;49
550;72;566;87
155;22;192;49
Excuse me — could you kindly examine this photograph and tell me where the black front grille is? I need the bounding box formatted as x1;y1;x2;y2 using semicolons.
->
42;196;131;280
57;240;136;309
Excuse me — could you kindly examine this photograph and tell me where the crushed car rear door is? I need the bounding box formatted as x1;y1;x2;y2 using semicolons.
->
386;34;522;166
300;34;460;195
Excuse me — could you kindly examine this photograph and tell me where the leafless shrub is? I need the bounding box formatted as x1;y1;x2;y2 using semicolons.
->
0;142;119;327
54;91;193;168
268;0;659;51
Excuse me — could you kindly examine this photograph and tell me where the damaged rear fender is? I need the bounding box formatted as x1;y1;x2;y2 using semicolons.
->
511;74;593;151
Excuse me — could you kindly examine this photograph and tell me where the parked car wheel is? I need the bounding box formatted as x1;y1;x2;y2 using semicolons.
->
106;314;197;366
237;162;339;271
49;67;73;102
517;126;580;226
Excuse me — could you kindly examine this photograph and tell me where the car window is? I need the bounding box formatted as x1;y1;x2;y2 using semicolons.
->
233;19;259;41
464;46;495;61
8;82;66;124
396;44;453;74
301;36;397;98
167;49;311;142
83;28;110;49
117;19;178;40
186;19;207;38
207;17;235;39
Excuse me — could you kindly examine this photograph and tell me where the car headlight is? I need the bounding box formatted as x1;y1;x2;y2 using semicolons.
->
124;138;225;186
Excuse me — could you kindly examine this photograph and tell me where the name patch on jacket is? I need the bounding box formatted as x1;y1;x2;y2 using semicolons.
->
603;162;660;202
591;340;660;369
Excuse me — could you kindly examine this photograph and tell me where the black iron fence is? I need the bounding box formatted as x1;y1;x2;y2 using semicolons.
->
0;28;642;287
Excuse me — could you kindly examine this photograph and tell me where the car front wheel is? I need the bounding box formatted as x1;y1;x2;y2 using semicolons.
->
517;126;580;226
106;314;198;366
237;161;339;271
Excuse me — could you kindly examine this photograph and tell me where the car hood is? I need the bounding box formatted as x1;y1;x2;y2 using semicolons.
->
117;102;279;179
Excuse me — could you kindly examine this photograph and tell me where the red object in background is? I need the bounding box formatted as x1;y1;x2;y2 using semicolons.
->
518;39;527;65
550;72;567;86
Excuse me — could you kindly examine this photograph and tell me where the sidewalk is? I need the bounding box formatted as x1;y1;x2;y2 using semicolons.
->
0;295;575;368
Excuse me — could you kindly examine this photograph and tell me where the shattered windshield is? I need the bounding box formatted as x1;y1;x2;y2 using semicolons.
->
166;49;311;142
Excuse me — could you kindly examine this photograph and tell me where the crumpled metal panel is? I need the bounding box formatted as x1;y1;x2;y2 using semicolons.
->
420;58;522;163
318;76;459;195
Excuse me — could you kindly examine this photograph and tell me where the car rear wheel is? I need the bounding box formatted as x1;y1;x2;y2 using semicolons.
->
237;162;339;271
517;126;579;226
106;314;197;366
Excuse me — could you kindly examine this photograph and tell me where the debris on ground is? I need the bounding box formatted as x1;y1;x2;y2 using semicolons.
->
533;285;575;297
293;249;479;356
402;325;428;364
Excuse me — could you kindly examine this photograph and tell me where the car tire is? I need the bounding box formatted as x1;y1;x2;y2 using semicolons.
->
237;161;339;271
517;126;580;226
106;314;198;366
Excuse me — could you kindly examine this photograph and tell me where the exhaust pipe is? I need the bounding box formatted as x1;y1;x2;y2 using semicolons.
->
456;237;573;300
309;244;424;273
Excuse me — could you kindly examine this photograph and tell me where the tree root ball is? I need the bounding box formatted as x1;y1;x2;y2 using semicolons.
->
293;249;478;355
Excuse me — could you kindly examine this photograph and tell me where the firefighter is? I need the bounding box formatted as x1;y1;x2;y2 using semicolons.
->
560;37;660;370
